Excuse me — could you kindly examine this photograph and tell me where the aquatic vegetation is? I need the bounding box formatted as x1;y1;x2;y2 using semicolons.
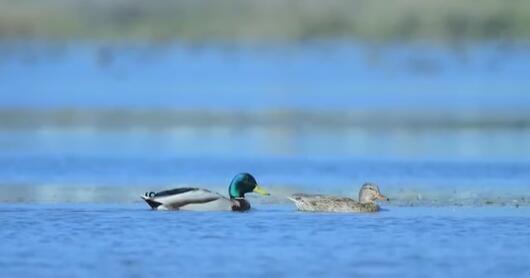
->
1;0;530;44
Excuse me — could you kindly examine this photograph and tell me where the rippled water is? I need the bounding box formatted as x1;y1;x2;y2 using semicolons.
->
1;204;529;278
2;43;530;277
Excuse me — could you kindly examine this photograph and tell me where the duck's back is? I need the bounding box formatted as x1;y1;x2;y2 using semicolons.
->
142;187;234;211
289;193;379;213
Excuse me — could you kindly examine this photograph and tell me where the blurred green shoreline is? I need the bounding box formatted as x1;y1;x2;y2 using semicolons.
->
2;109;530;129
1;0;530;44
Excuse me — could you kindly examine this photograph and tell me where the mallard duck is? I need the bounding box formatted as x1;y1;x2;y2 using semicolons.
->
141;173;269;211
288;183;388;213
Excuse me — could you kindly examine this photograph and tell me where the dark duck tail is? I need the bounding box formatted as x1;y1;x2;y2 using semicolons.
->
141;192;162;209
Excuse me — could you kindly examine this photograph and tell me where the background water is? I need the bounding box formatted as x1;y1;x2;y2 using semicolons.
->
2;42;530;109
1;43;530;277
1;127;530;206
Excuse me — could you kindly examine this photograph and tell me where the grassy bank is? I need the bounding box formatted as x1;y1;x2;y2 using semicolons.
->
1;0;529;43
2;109;530;130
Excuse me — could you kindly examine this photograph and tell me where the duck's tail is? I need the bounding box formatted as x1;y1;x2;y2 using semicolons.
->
141;194;162;210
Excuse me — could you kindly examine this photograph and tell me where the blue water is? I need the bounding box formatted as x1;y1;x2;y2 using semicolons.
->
1;127;530;277
1;127;530;206
2;42;530;277
1;42;530;110
1;204;529;278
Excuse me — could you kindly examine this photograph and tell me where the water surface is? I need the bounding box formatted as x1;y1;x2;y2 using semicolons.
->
1;204;529;278
2;43;530;277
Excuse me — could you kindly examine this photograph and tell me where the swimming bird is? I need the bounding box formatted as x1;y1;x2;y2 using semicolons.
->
141;173;269;211
288;183;388;213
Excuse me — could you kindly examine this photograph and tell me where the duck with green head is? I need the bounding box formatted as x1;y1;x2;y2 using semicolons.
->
141;173;270;211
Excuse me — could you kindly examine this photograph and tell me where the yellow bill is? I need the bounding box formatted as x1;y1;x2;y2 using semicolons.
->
253;185;270;196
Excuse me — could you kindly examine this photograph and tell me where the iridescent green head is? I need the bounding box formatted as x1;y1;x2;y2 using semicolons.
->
228;173;270;199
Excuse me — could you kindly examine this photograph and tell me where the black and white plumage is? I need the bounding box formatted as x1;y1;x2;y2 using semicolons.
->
141;188;248;211
141;173;269;211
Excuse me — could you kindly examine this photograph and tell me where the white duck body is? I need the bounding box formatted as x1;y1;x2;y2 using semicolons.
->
141;188;246;211
141;173;269;212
